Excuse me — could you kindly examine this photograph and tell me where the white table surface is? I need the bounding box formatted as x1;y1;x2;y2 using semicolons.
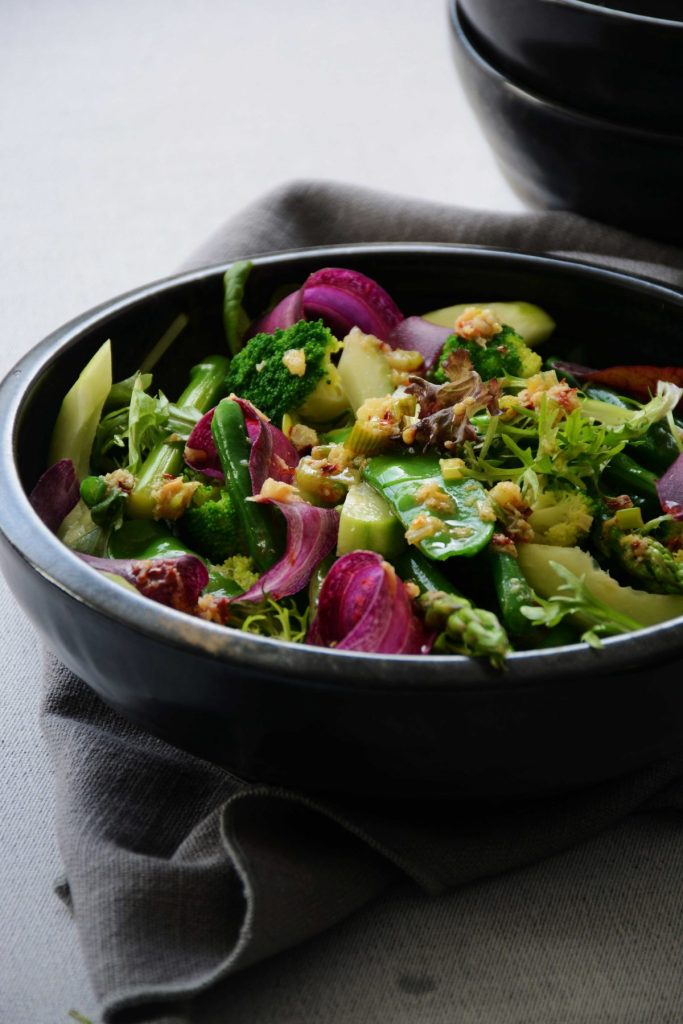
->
1;2;532;1020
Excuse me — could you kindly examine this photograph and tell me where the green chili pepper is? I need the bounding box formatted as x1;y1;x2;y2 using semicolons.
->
211;398;280;572
108;519;194;559
362;455;494;561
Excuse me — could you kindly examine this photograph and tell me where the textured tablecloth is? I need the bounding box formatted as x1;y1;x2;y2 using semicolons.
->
36;181;683;1024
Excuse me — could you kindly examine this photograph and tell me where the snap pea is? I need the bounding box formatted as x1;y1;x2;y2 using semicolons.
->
487;546;537;638
394;549;464;598
362;455;494;561
210;398;280;572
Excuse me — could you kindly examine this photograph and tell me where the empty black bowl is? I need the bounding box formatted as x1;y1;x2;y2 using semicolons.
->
2;244;683;801
458;0;683;133
451;0;683;246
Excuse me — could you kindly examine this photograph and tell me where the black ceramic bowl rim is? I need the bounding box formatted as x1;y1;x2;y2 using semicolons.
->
540;0;683;28
451;0;683;145
3;243;683;692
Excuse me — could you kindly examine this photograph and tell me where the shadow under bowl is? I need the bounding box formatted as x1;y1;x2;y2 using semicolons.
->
457;0;683;133
2;244;683;801
451;0;683;245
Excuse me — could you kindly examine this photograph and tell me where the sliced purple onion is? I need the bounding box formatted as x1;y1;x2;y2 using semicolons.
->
387;317;452;372
308;550;429;654
233;398;300;492
302;267;403;340
184;409;223;480
237;498;339;602
657;453;683;520
29;459;80;532
78;552;209;611
245;288;305;339
244;268;404;343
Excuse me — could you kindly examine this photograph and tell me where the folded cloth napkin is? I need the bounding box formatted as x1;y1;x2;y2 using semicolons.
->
42;181;683;1024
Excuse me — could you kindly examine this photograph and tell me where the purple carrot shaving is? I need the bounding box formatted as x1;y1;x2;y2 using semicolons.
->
29;459;80;532
78;552;209;612
657;453;683;520
387;317;451;372
236;498;339;602
308;550;429;654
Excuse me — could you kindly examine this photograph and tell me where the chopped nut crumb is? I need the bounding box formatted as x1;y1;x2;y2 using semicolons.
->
415;480;455;513
104;469;135;493
282;348;306;376
454;306;502;346
290;423;318;450
259;477;302;503
406;512;444;545
152;476;199;521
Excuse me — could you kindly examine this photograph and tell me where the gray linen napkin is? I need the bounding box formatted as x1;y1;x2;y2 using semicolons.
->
42;180;683;1024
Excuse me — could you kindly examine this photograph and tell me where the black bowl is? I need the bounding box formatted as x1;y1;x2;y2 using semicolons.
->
3;244;683;801
451;0;683;246
458;0;683;133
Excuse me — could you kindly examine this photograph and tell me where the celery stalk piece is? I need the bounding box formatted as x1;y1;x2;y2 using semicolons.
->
127;355;229;519
48;340;113;480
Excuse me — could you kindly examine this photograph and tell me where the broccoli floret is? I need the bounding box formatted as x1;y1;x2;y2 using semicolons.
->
528;488;596;547
225;319;347;422
433;324;542;384
178;485;244;564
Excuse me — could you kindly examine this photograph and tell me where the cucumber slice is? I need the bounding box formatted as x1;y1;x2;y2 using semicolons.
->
337;481;406;559
517;543;683;628
337;328;393;413
423;302;555;347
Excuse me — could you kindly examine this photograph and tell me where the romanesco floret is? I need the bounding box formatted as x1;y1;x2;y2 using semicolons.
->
225;319;347;422
432;324;542;384
527;489;595;547
178;485;244;564
216;554;260;592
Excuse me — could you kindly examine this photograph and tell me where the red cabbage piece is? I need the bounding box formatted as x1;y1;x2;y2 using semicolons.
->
657;453;683;520
184;400;300;489
237;498;339;602
233;398;300;491
184;409;223;480
387;317;451;372
308;550;430;654
78;553;209;612
29;459;80;532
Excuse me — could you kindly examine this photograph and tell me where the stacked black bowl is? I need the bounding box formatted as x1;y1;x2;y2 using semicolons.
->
451;0;683;244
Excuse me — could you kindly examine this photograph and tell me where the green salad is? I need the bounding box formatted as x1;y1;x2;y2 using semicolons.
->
30;263;683;663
